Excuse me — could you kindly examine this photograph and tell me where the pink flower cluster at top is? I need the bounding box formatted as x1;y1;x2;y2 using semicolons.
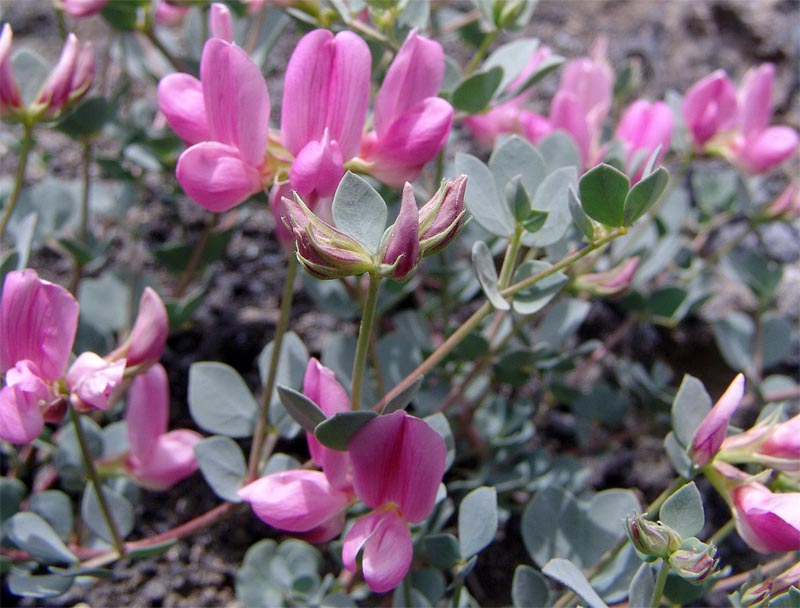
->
158;9;452;216
238;359;446;593
683;64;799;174
688;374;800;555
0;270;200;490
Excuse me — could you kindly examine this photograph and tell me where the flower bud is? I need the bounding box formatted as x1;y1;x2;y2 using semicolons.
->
0;24;23;120
759;181;800;222
210;3;233;42
682;70;737;149
66;352;126;411
573;257;639;297
127;287;169;368
667;538;720;584
33;34;94;121
690;373;746;467
626;515;683;559
55;0;109;18
740;562;800;608
283;193;376;280
418;175;468;257
379;183;420;280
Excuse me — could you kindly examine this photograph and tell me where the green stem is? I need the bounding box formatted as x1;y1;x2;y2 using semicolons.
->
142;26;191;74
69;139;93;294
68;404;125;557
173;213;219;298
650;560;670;608
708;518;735;546
351;274;381;410
465;28;499;75
247;254;298;482
1;124;34;243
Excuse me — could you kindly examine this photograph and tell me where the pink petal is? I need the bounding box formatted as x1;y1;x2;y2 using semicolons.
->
0;360;49;444
381;183;420;279
158;73;209;145
361;98;453;187
125;363;170;462
128;429;202;491
373;30;444;137
0;269;78;381
36;33;79;110
342;508;413;593
66;352;126;411
759;414;800;461
550;91;591;166
126;287;168;368
691;374;746;466
732;484;800;553
200;39;269;166
289;131;345;199
59;0;108;17
176;141;263;212
349;410;446;523
464;100;524;148
734;126;799;175
0;24;22;113
209;2;233;42
682;70;737;147
739;64;774;139
237;470;351;532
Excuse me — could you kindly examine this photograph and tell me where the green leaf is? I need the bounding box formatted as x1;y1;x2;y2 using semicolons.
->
569;188;595;241
538;132;582;172
332;172;387;254
711;313;754;374
236;539;282;607
188;362;258;437
154;228;235;275
664;432;694;479
258;331;310;439
660;482;704;538
761;314;793;370
418;534;462;570
623;167;669;225
7;571;74;599
508;176;533;222
57;97;114;138
424;413;455;471
671;375;712;447
451;66;504;113
473;241;510;310
78;273;131;333
512;260;567;315
125;540;176;559
523;166;577;247
724;249;782;305
459;486;498;559
81;482;134;544
503;53;564;100
512;565;551;608
579;164;630;227
194;436;248;502
101;0;148;30
57;237;94;265
455;152;513;237
542;558;609;608
0;478;27;524
381;375;423;414
28;491;73;543
482;38;540;94
314;411;378;451
11;50;50;107
489;136;546;205
628;563;655;608
6;512;77;565
276;386;326;433
522;209;548;233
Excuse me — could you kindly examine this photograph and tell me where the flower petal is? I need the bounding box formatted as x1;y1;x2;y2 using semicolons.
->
733;483;800;553
66;352;126;411
289;131;345;200
158;73;209;145
237;470;351;532
343;509;413;593
739;64;774;139
201;38;269;166
176;141;263;212
0;360;49;444
734;126;799;175
126;287;168;368
125;363;169;462
1;269;79;381
128;429;202;491
691;374;746;466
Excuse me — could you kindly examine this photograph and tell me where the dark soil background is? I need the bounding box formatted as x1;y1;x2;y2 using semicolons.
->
1;0;799;606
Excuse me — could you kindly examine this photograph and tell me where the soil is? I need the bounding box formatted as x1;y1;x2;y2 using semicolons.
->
1;0;799;606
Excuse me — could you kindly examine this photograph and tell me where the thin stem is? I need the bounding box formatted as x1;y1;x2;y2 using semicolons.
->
351;274;381;410
69;139;93;294
650;560;670;608
465;28;499;75
142;26;191;74
68;404;125;557
708;518;736;546
712;553;798;593
247;254;298;481
1;124;34;243
173;213;220;298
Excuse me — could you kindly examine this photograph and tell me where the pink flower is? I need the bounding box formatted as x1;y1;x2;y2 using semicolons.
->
55;0;108;17
380;183;420;280
358;30;452;187
0;270;79;443
209;3;233;43
343;410;446;593
573;257;640;297
0;24;22;118
66;352;126;411
732;483;800;553
154;0;190;26
761;181;800;221
690;373;746;467
281;29;371;202
108;287;169;369
682;70;737;149
549;38;613;167
124;364;201;491
614;100;673;183
727;64;799;174
160;38;270;212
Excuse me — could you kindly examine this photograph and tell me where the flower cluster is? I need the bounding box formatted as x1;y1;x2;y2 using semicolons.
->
0;270;199;490
239;359;446;593
683;64;799;174
1;23;94;124
158;12;452;215
688;374;800;555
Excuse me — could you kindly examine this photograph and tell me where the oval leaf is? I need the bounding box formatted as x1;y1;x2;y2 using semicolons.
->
6;512;77;565
380;375;424;414
512;260;567;315
194;436;248;502
276;386;326;433
456;153;513;237
81;482;134;544
459;486;498;559
452;66;504;113
579;164;630;228
624;167;669;225
542;558;609;608
659;482;704;538
473;241;510;310
332;172;387;254
512;565;551;608
188;362;258;437
314;411;378;451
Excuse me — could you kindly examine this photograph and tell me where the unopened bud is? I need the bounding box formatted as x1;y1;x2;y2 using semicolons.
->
418;175;468;257
573;257;639;297
283;194;376;280
626;515;683;559
759;182;800;222
0;24;23;120
668;538;719;584
210;3;233;42
379;183;420;280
